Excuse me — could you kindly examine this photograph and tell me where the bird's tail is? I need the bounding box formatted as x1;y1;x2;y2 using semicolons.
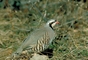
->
5;47;23;60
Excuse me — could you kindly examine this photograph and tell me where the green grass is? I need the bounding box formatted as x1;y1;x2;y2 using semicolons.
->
0;0;88;60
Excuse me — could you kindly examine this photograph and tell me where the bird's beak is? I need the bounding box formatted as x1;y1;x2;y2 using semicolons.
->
56;21;59;24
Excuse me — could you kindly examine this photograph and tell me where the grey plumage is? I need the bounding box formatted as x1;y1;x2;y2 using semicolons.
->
10;19;59;58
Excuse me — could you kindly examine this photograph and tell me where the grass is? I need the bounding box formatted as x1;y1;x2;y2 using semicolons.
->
0;0;88;60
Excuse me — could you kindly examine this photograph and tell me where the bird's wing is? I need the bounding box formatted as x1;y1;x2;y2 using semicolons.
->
19;28;50;50
23;31;51;52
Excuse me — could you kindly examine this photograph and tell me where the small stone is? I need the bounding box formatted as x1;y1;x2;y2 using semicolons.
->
30;53;49;60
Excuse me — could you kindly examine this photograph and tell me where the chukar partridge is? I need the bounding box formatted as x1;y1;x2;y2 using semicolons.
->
10;19;59;58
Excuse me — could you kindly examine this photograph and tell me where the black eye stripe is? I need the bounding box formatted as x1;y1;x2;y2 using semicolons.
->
49;20;56;29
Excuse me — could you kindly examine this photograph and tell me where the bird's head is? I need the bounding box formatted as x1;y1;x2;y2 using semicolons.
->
46;19;59;29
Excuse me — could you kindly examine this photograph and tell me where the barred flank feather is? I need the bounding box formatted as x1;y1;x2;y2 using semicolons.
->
30;32;50;52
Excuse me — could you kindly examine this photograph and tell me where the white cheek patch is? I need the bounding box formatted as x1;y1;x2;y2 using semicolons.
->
51;22;56;27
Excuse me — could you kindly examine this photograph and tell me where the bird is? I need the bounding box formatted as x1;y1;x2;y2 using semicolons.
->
8;19;59;59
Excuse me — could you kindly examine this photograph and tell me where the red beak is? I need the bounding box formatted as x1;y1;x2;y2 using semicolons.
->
56;21;60;24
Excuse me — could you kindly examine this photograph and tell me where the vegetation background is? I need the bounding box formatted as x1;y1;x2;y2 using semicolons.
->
0;0;88;60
